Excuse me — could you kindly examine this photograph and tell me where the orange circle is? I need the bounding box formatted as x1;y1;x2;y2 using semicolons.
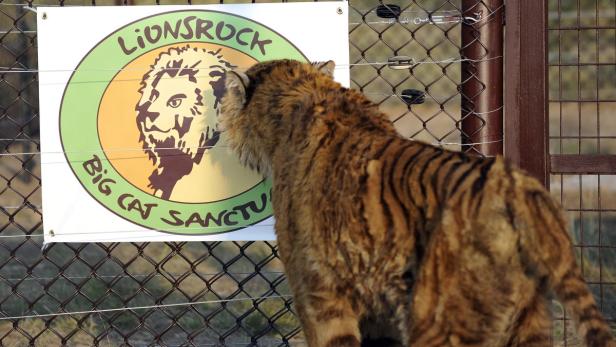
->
98;42;261;203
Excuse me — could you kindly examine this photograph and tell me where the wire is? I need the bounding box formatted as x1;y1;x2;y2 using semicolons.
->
0;135;504;159
463;105;504;116
0;224;277;240
0;234;43;239
434;138;502;146
0;144;228;156
0;30;36;34
0;294;292;321
0;57;501;87
0;138;39;142
350;12;481;26
0;94;460;106
0;56;503;74
1;20;473;29
3;271;286;282
1;205;41;209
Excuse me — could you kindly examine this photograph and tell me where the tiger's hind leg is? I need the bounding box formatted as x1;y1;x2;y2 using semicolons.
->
293;291;362;347
405;224;499;347
407;322;452;347
506;296;551;347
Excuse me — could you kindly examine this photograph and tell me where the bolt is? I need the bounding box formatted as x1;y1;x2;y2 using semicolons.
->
337;7;343;15
42;12;47;20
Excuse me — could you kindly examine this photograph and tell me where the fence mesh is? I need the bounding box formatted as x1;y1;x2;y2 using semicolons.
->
548;0;616;345
0;0;500;345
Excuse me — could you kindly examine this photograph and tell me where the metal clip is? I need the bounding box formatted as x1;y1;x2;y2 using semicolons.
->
463;11;482;25
376;4;401;19
401;89;425;105
387;56;416;70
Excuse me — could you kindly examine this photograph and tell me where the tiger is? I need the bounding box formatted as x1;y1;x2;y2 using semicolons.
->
219;59;615;347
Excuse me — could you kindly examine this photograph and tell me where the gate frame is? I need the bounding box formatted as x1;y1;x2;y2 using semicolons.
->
503;0;549;187
507;1;616;183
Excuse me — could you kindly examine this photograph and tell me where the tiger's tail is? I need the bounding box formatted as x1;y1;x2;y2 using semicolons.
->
520;187;615;347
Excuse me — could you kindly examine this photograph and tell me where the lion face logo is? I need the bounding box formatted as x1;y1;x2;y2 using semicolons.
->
135;45;233;200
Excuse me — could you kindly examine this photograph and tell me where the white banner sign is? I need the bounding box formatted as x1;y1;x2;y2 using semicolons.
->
38;2;349;243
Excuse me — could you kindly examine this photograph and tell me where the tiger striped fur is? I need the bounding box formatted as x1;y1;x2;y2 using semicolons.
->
219;59;615;347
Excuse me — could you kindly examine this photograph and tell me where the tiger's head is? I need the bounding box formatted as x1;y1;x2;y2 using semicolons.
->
136;45;234;199
219;59;335;176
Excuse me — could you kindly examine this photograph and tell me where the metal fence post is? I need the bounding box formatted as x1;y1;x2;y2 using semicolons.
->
460;0;504;157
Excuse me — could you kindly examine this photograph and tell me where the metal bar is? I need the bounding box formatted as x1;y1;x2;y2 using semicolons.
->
460;0;504;157
550;155;616;174
548;99;616;102
547;25;616;30
504;0;549;186
549;136;616;139
550;62;616;67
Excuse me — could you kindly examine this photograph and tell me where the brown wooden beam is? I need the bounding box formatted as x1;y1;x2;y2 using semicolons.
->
551;155;616;174
504;0;549;186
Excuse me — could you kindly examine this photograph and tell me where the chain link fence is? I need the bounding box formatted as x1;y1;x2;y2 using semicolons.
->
0;0;503;345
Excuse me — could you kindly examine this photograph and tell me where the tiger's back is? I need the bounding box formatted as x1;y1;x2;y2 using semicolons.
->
220;59;614;347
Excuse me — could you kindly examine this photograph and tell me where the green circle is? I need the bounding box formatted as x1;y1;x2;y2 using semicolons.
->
60;10;307;234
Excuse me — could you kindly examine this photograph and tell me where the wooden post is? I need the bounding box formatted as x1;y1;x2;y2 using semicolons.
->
503;0;549;186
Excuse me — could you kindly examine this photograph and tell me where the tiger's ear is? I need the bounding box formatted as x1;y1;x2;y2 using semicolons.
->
225;70;250;100
312;60;336;78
